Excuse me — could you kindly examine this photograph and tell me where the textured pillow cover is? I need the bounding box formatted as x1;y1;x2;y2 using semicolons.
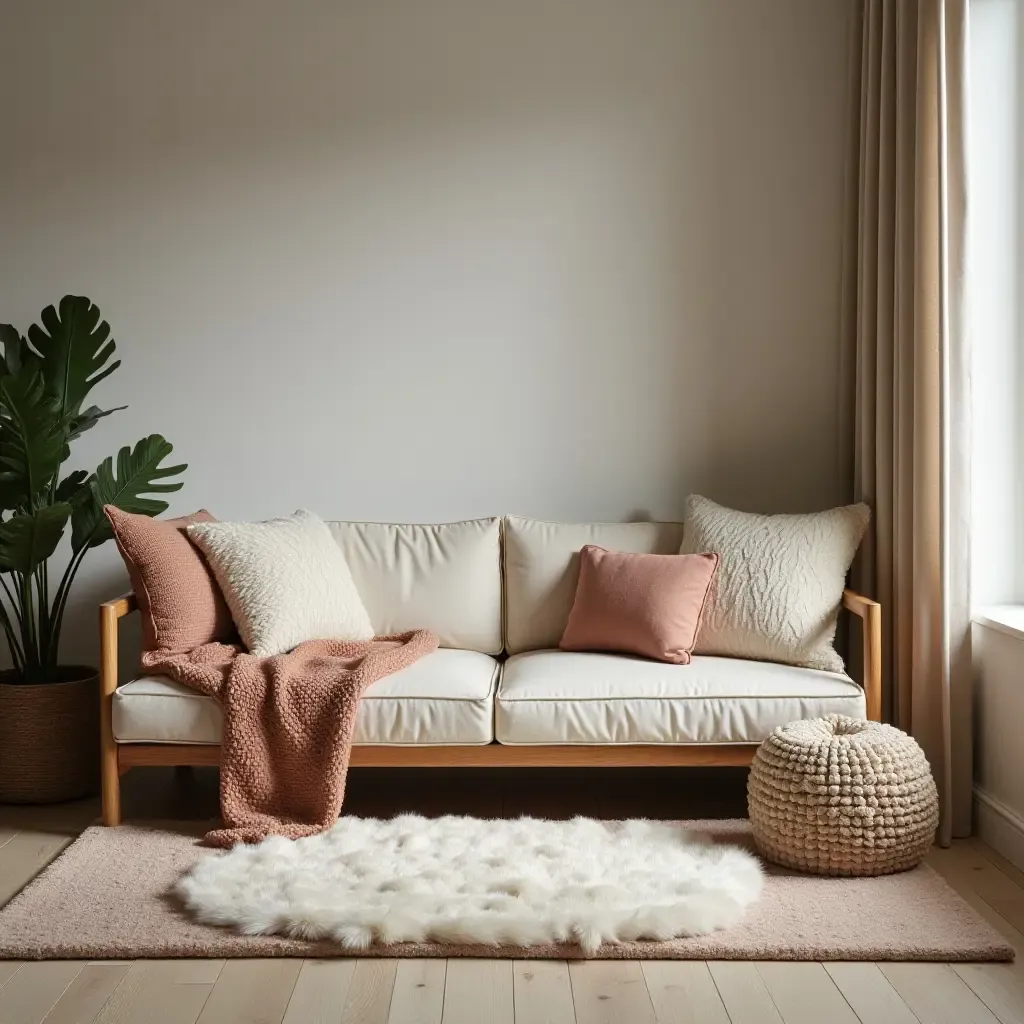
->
104;506;235;653
187;509;374;657
559;546;719;664
679;495;870;672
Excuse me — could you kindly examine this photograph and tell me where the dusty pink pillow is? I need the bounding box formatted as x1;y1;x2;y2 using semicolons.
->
559;545;719;664
105;506;235;653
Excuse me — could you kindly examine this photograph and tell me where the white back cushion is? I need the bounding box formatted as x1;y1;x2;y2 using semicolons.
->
503;517;685;654
328;519;502;654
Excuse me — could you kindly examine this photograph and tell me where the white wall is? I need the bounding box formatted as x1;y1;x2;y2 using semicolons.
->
0;0;855;667
969;0;1024;864
971;0;1022;607
972;621;1024;867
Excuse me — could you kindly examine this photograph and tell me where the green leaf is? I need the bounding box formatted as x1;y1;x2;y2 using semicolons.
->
71;434;186;552
0;326;31;377
54;469;89;504
67;404;127;441
0;371;66;510
26;296;120;421
0;504;72;574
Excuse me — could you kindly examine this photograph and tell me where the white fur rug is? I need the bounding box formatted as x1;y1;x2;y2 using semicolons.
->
176;815;764;952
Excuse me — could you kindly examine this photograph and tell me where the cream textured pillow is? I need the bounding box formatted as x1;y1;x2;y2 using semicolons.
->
187;509;374;657
679;495;870;672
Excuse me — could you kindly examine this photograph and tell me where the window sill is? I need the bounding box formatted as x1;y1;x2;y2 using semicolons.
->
974;606;1024;643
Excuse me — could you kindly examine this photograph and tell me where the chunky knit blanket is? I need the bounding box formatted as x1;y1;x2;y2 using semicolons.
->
142;631;438;847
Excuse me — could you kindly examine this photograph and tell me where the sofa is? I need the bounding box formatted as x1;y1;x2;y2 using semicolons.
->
98;516;882;826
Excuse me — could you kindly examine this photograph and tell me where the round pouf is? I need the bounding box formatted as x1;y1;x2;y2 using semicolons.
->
748;715;939;876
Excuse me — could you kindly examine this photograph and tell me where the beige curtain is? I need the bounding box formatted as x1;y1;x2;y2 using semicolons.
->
843;0;971;844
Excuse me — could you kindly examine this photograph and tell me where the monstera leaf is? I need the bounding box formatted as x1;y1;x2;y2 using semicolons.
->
0;505;72;575
0;325;29;377
67;404;126;441
26;296;121;423
0;371;65;510
71;434;186;552
54;469;90;505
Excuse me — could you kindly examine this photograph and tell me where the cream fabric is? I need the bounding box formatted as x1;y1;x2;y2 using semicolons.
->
495;651;866;745
188;510;373;657
503;517;685;654
844;0;970;842
328;519;502;655
680;495;870;672
113;649;499;746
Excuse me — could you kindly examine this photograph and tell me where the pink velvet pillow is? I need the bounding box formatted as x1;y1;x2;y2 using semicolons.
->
559;545;719;664
105;506;235;653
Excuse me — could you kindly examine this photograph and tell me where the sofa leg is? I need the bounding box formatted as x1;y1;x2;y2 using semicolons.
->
101;745;121;826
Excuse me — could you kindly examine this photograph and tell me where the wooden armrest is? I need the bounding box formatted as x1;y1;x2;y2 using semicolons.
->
842;588;882;722
99;593;136;700
99;593;137;824
100;592;137;620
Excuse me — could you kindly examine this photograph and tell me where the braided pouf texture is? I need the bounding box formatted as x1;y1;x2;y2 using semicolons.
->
748;715;939;877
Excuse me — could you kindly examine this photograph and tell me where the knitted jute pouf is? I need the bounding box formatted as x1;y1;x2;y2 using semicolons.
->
748;715;939;877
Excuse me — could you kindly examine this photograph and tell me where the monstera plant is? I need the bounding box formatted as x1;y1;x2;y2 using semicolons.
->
0;296;186;801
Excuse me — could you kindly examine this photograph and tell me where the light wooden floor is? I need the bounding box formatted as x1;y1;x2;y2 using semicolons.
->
0;768;1023;1023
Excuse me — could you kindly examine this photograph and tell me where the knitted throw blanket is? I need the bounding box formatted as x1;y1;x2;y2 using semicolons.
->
142;631;438;847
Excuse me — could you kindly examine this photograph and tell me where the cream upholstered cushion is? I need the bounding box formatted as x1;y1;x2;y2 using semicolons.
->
495;651;865;745
328;519;501;654
503;517;685;654
187;509;374;657
680;495;870;672
113;649;499;746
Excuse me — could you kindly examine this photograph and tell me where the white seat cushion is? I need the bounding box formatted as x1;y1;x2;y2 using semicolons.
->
329;519;502;654
113;649;499;746
495;651;866;745
503;517;685;654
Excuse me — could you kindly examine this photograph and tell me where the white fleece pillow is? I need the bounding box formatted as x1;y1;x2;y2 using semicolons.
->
679;495;870;673
187;509;374;657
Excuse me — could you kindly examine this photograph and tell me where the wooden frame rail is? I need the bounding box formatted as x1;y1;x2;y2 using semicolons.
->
99;588;883;826
842;587;882;722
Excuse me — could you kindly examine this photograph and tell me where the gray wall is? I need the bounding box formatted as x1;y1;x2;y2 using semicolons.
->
0;0;855;667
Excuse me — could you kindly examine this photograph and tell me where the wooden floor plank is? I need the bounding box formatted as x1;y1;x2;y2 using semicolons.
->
196;959;302;1024
441;960;512;1024
569;961;655;1024
928;844;1024;964
823;962;921;1024
0;801;96;836
511;960;575;1024
953;963;1024;1024
93;959;224;1024
386;960;445;1024
0;832;75;906
0;961;26;990
880;963;1002;1024
341;960;398;1024
706;962;783;1024
971;840;1024;891
756;963;858;1024
41;963;132;1024
640;961;730;1024
0;962;85;1024
281;960;358;1024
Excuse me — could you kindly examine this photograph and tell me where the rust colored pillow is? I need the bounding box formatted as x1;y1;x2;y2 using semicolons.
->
559;545;719;664
104;506;235;653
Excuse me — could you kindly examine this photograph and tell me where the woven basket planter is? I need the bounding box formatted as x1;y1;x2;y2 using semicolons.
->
748;715;939;877
0;669;100;804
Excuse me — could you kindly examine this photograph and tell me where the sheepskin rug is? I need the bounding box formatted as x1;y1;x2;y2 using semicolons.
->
176;814;764;952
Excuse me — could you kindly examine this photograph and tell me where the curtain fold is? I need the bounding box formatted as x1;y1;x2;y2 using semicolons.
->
844;0;971;844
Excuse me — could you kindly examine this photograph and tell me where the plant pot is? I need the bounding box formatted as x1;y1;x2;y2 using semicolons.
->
0;668;100;804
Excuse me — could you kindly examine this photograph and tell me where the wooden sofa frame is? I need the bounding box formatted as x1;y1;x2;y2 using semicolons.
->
99;589;882;826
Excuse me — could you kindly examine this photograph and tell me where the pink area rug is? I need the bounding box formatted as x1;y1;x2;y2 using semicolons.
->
0;819;1013;961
